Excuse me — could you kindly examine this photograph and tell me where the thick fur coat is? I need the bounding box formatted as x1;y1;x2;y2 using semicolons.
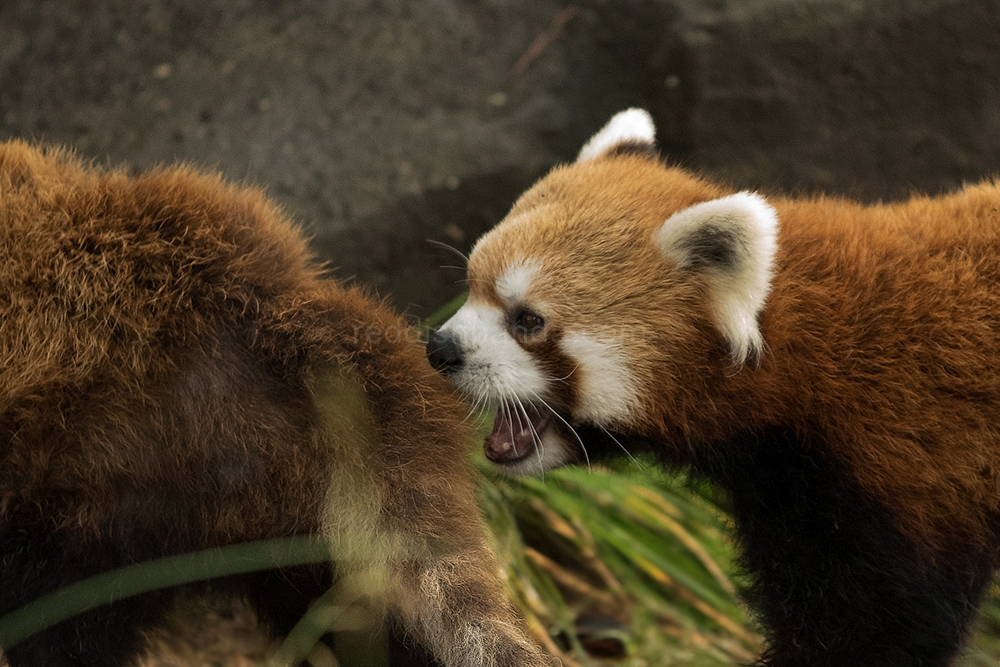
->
0;141;547;667
428;109;1000;666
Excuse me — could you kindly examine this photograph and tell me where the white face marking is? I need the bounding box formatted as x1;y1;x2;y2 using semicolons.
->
437;302;547;402
438;291;583;475
495;260;541;305
559;330;637;425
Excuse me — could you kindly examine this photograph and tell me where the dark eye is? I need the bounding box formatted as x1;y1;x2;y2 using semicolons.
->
511;308;545;337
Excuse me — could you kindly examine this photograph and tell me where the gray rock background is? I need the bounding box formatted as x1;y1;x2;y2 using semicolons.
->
2;0;999;317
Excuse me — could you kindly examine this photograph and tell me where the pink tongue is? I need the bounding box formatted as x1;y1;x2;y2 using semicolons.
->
484;403;550;463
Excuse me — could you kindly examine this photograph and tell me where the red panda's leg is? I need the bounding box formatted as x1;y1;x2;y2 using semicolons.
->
309;362;551;667
319;534;551;667
699;428;992;667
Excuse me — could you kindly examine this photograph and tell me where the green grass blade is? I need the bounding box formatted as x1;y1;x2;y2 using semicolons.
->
0;536;330;649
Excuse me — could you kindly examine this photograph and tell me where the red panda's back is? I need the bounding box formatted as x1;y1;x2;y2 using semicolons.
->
0;141;334;539
754;183;1000;560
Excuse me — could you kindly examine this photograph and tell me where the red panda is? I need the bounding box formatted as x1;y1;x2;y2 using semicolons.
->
0;141;549;667
427;108;1000;666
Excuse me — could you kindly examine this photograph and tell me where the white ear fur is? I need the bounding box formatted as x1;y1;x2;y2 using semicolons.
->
656;192;778;365
576;108;656;163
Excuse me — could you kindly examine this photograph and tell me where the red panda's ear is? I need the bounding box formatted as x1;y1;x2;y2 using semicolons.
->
655;192;779;365
576;109;657;163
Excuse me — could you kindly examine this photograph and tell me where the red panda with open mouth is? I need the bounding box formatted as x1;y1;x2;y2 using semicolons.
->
427;109;1000;666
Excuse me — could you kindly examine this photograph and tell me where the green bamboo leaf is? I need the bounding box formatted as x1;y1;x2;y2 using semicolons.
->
0;536;330;650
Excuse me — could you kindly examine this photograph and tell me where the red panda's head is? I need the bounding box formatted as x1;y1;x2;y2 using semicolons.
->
428;110;779;474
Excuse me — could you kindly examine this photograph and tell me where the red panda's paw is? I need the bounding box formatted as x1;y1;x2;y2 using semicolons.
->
397;554;555;667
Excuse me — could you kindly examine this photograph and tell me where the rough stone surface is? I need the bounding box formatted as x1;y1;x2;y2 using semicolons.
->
2;0;999;317
678;0;1000;201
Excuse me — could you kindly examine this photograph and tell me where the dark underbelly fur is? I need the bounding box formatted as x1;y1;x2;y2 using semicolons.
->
579;426;993;667
0;526;440;667
0;523;333;666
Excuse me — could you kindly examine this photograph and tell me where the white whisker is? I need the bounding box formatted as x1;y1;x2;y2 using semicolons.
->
517;384;591;472
517;394;548;470
599;426;639;467
495;378;550;481
509;397;527;433
425;238;469;265
546;364;580;384
462;384;490;425
513;394;546;469
501;399;515;449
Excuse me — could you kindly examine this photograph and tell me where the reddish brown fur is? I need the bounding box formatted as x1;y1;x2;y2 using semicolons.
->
745;184;1000;564
434;116;1000;663
0;141;548;667
470;154;1000;566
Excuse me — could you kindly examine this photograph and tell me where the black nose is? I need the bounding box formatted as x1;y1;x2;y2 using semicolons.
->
426;329;464;375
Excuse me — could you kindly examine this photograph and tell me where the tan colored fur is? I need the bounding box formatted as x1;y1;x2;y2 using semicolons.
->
0;141;548;667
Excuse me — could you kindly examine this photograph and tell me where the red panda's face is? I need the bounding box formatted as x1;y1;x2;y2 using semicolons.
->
427;110;779;474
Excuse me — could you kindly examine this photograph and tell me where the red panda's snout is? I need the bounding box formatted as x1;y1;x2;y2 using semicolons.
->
428;251;653;475
427;293;589;475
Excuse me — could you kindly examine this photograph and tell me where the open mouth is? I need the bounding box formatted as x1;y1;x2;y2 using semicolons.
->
484;400;554;465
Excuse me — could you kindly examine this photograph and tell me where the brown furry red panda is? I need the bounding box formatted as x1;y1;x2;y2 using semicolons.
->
0;141;550;667
427;109;1000;666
